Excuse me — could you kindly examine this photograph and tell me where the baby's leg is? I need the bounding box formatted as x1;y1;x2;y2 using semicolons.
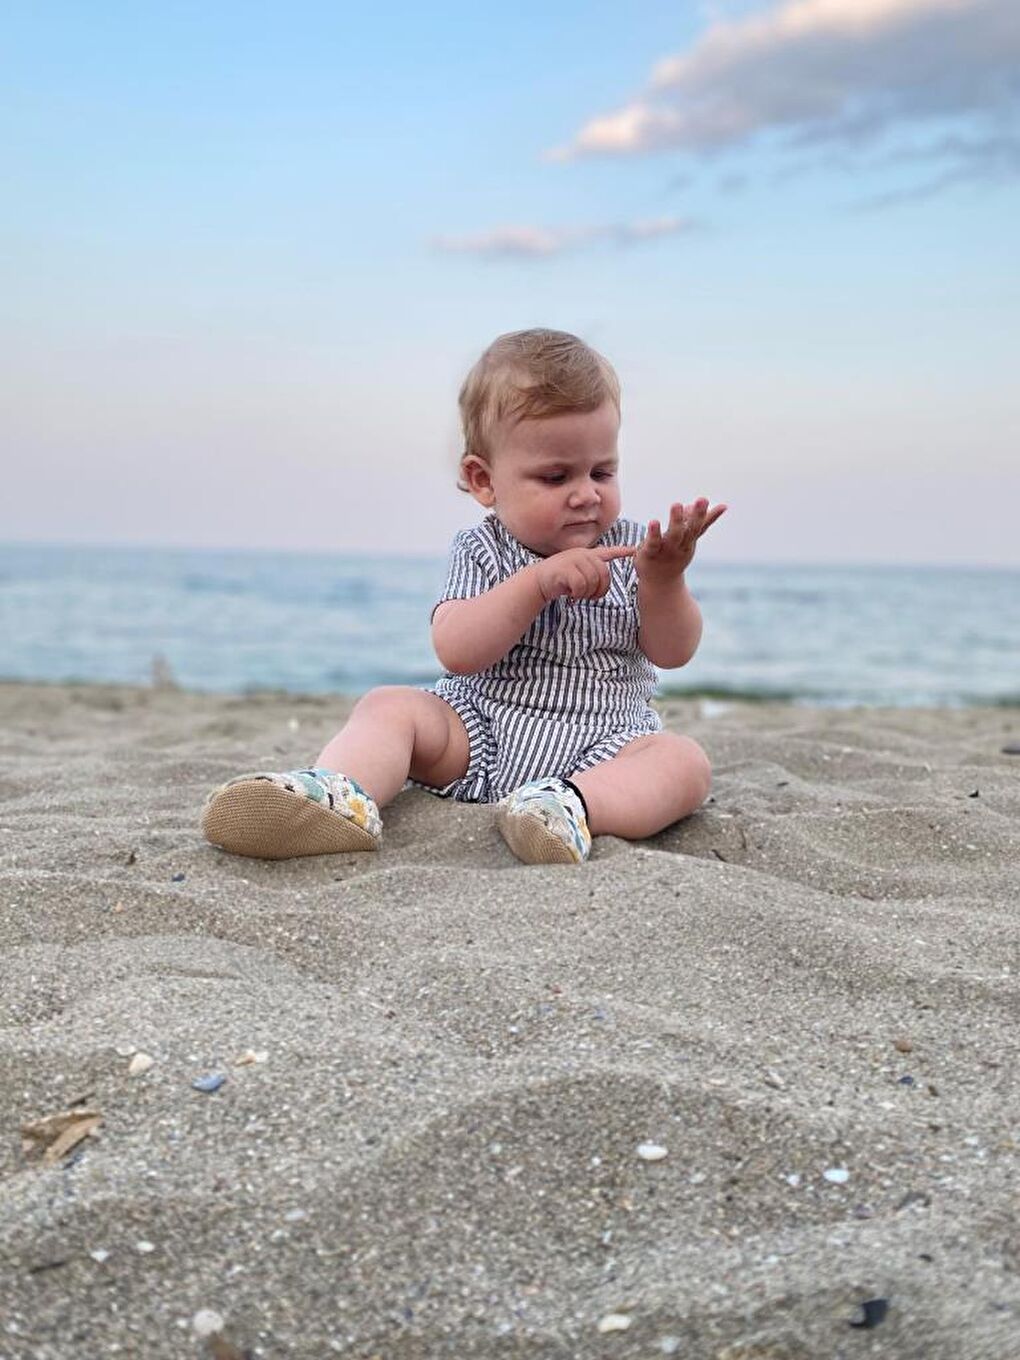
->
202;688;469;858
316;686;470;807
570;732;711;839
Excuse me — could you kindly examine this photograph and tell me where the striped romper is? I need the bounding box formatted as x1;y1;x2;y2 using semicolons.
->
417;513;662;804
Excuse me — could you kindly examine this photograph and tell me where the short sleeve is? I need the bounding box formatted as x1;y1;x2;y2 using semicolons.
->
430;528;498;621
615;520;644;619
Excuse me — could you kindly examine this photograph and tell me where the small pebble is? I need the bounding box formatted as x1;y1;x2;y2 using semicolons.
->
763;1069;785;1090
192;1310;225;1338
896;1189;931;1211
234;1050;268;1066
192;1073;226;1094
785;1173;801;1188
637;1142;668;1162
171;872;186;883
849;1297;889;1329
136;1241;156;1254
823;1167;850;1184
597;1313;632;1333
128;1052;154;1076
1001;743;1020;756
658;1339;681;1355
899;1075;916;1086
893;1037;914;1053
89;1249;110;1263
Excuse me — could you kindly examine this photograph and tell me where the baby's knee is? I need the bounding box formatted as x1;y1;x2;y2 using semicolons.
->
351;684;420;719
669;733;712;803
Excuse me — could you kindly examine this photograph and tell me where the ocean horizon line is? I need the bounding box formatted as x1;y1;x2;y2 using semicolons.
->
2;537;1019;575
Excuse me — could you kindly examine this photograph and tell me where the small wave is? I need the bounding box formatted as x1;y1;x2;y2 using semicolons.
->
696;587;827;606
182;575;251;596
324;581;376;606
657;682;806;704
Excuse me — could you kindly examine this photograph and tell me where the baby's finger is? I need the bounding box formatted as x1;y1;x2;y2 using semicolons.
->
582;560;606;598
696;503;728;536
676;499;708;533
594;545;637;562
662;503;690;542
655;512;694;562
568;568;590;601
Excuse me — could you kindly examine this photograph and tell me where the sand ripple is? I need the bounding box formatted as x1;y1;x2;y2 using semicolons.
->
1;685;1018;1358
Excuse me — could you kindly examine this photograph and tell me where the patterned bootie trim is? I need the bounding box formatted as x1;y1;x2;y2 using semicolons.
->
497;775;592;864
237;768;383;840
201;765;382;860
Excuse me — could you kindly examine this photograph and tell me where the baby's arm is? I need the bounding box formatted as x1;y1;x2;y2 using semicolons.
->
433;546;635;675
638;578;704;668
432;569;545;675
635;499;726;668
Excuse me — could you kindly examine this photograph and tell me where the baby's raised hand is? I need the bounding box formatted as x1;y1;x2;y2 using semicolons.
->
635;499;727;582
534;545;636;603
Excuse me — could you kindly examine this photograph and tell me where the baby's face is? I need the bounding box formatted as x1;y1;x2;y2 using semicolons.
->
466;401;622;558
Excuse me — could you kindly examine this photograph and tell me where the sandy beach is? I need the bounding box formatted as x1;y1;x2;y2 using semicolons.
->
1;680;1018;1359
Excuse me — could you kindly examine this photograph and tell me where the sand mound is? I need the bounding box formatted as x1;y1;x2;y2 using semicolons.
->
1;684;1018;1358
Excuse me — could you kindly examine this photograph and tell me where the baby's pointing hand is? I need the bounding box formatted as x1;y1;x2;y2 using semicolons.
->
535;545;636;603
635;499;727;582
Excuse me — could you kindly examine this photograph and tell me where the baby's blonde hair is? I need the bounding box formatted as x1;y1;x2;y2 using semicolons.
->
457;328;620;490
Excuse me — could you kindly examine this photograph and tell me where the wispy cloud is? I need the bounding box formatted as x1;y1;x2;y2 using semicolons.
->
851;132;1020;207
431;216;697;259
550;0;1020;183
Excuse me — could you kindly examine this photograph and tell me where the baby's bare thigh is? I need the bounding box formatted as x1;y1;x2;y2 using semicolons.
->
608;730;711;776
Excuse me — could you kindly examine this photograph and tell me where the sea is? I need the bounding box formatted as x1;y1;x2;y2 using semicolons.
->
1;542;1017;707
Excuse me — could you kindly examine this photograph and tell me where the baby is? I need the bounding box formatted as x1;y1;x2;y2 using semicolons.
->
202;328;725;865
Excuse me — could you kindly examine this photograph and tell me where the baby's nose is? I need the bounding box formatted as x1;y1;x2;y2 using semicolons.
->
569;479;600;506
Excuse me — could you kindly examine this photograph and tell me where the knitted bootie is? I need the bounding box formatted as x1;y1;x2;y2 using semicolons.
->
496;776;591;865
201;768;381;860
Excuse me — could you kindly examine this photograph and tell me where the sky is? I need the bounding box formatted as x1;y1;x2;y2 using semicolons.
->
3;0;1019;565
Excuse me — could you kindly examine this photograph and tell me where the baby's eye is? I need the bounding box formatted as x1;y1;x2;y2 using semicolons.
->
593;469;616;480
540;474;566;484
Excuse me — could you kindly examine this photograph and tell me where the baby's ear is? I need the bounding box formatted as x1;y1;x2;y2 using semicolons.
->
461;454;496;507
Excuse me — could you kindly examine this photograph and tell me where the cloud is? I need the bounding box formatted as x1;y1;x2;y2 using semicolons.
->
851;131;1020;206
431;225;586;257
615;216;699;243
717;171;749;192
550;0;1020;172
431;216;697;259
